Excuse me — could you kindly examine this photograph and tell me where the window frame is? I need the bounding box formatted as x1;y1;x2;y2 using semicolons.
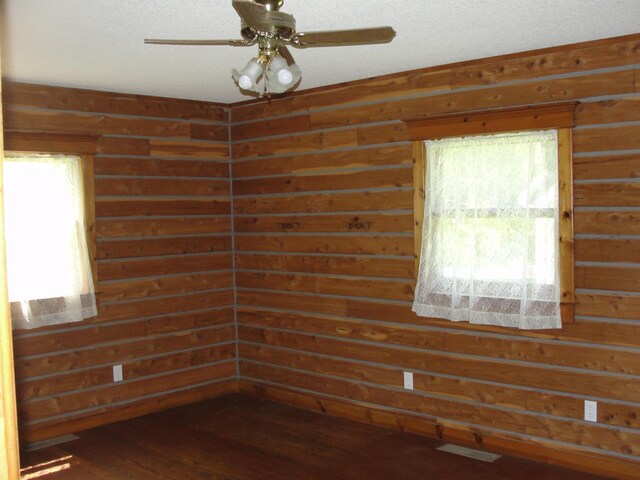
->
3;132;99;318
408;103;577;324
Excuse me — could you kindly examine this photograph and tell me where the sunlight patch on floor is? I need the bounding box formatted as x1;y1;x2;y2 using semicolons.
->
20;455;73;479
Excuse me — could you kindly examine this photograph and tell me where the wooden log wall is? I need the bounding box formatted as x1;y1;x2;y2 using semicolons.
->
230;34;640;478
1;82;237;442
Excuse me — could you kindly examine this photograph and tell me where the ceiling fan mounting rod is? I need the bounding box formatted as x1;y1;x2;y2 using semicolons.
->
255;0;283;11
257;36;281;60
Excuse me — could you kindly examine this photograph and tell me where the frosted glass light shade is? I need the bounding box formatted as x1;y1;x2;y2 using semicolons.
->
266;58;302;94
232;59;263;91
269;57;292;85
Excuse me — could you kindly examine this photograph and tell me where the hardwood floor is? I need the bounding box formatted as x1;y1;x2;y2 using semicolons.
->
20;394;611;479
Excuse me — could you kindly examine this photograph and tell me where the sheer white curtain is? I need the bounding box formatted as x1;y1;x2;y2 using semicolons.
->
412;131;561;330
3;153;97;329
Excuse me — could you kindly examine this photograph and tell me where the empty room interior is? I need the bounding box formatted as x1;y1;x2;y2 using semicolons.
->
1;1;640;479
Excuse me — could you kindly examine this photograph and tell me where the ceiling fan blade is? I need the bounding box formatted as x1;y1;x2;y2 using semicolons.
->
232;0;273;33
278;45;295;65
144;39;250;46
291;26;396;48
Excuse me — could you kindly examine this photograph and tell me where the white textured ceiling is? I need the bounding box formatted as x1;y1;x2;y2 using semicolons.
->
2;1;639;104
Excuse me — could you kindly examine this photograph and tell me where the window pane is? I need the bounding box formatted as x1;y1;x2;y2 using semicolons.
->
413;130;561;330
3;153;97;329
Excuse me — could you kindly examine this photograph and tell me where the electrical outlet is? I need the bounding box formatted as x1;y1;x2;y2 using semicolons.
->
584;400;597;422
403;371;414;390
113;364;123;383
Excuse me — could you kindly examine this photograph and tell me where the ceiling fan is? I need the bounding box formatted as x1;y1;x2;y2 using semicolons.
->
145;0;396;96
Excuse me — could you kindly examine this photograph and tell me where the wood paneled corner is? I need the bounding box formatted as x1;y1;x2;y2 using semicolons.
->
3;83;236;441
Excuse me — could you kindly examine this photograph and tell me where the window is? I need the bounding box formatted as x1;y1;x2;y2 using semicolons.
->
408;104;576;330
3;153;98;329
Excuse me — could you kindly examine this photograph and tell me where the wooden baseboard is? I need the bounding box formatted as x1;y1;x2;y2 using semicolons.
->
239;379;640;480
21;378;238;445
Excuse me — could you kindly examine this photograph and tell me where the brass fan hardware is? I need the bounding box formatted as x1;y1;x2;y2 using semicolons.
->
144;0;396;96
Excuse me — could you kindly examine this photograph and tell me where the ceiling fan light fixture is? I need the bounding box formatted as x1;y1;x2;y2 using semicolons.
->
232;58;263;90
146;1;396;98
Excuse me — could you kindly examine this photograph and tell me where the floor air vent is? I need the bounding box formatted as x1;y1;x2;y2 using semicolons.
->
23;434;80;451
436;443;502;462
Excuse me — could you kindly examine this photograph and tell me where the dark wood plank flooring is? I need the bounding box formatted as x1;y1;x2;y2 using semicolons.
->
20;394;611;479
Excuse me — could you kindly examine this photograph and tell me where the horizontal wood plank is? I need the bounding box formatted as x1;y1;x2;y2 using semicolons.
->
190;123;229;142
94;156;229;178
97;236;232;259
97;136;150;156
574;125;640;153
233;129;358;160
97;253;233;280
4;131;97;154
235;213;413;234
95;199;230;217
98;271;233;302
573;153;640;180
575;97;640;126
145;308;235;335
233;167;412;196
97;290;234;323
574;210;640;235
576;266;640;292
574;181;640;206
575;238;640;263
14;322;146;358
234;190;412;215
234;234;414;255
96;177;230;197
235;253;414;279
149;138;229;160
577;293;640;320
237;271;414;301
4;107;192;138
96;216;231;238
232;145;413;178
232;114;311;141
3;81;228;121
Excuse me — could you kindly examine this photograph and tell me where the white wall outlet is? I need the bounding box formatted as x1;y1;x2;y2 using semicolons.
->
584;400;598;422
113;364;123;383
403;371;414;390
